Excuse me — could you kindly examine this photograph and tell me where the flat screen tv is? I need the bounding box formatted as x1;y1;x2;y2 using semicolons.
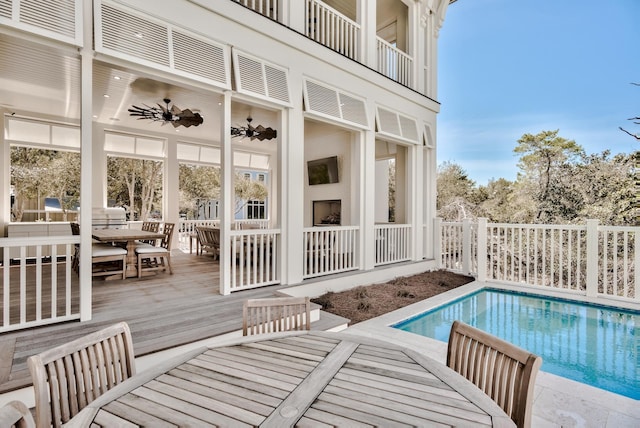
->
307;156;339;185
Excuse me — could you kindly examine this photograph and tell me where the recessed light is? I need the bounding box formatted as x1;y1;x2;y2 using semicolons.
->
109;117;120;121
92;115;98;118
113;76;121;80
103;94;110;98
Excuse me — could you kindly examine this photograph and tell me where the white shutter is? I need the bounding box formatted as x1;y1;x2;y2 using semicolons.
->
303;78;369;129
233;49;291;106
0;0;81;45
375;106;419;144
96;0;231;89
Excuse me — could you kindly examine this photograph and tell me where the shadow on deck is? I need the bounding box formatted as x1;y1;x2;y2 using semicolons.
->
0;250;307;394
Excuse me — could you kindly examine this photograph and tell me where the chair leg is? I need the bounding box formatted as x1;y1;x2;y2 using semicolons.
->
121;255;126;279
165;254;172;274
138;253;143;278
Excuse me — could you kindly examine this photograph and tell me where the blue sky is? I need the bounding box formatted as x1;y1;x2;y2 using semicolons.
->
437;0;640;186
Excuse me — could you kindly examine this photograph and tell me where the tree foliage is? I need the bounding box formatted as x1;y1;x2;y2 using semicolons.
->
107;156;163;221
437;130;638;226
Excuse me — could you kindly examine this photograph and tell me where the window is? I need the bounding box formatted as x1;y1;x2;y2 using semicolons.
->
107;156;163;221
246;200;266;219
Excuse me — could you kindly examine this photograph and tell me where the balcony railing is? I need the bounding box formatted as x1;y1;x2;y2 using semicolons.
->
374;223;412;266
376;37;413;87
0;236;79;333
303;226;359;278
233;0;279;20
437;218;639;303
305;0;360;61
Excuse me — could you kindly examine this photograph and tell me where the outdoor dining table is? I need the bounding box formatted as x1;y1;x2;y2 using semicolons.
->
91;228;165;278
64;331;516;427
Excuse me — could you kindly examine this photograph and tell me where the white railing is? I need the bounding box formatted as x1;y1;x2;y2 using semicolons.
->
438;218;639;303
0;236;79;333
377;37;413;87
374;224;411;266
177;219;270;252
229;229;280;291
303;226;359;278
233;0;279;20
305;0;360;61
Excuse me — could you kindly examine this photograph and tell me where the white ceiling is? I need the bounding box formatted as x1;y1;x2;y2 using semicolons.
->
0;34;278;154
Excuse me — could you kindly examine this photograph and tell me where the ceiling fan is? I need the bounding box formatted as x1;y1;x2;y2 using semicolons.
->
230;116;277;141
128;98;204;128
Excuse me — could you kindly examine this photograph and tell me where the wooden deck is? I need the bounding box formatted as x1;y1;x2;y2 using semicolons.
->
0;251;344;395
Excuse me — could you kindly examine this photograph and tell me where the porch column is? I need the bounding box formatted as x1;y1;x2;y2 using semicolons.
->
357;0;376;68
165;137;179;249
422;136;437;259
360;113;376;270
219;91;233;295
281;73;305;284
409;143;423;261
79;1;94;321
0;110;8;228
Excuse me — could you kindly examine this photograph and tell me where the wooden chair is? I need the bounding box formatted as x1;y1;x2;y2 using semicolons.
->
135;221;160;248
447;320;542;428
27;322;136;428
195;226;220;258
243;296;311;336
70;222;127;279
0;400;35;428
136;222;174;277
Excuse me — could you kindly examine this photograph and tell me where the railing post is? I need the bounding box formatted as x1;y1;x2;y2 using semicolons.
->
477;218;487;282
433;217;442;269
462;218;471;275
585;219;599;297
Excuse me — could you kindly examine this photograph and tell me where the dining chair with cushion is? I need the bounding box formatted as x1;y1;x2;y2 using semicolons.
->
242;296;311;336
447;320;542;428
70;222;127;279
27;321;136;428
135;221;160;249
135;222;174;277
0;400;36;428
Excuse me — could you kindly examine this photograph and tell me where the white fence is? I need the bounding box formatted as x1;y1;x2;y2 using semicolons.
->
177;219;270;252
377;37;413;87
374;223;412;266
305;0;360;61
303;226;359;278
0;236;79;333
437;218;639;303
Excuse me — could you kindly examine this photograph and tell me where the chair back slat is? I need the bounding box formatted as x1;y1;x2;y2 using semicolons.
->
160;223;175;250
140;221;160;244
28;322;135;428
447;320;541;428
243;297;311;336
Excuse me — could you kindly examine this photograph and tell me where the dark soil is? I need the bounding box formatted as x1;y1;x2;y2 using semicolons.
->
312;270;474;325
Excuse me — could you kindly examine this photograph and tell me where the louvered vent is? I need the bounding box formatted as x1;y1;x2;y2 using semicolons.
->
0;0;11;19
376;107;419;143
236;54;266;95
377;108;401;136
19;0;76;39
233;50;291;105
97;1;230;89
423;123;435;147
172;29;227;85
303;79;369;129
100;3;170;67
339;93;368;127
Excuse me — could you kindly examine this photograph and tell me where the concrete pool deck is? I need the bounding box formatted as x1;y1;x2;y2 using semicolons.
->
343;281;640;428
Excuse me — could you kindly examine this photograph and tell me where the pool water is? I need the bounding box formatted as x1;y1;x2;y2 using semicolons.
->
393;289;639;400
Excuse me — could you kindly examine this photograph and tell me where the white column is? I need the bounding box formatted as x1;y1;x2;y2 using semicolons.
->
0;109;8;229
281;74;305;284
360;121;376;270
358;0;377;69
165;136;179;249
219;91;233;295
79;1;94;321
423;144;437;259
410;144;423;261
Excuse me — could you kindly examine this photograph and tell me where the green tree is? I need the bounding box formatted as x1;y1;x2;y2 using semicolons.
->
514;130;585;223
179;164;221;219
10;147;54;221
436;161;477;221
107;157;163;221
47;151;81;220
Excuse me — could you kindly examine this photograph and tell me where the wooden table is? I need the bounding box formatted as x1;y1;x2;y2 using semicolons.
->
92;229;165;278
65;331;515;427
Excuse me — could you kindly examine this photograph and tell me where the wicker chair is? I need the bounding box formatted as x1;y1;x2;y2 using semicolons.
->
447;320;542;428
0;400;35;428
27;322;136;428
242;296;311;336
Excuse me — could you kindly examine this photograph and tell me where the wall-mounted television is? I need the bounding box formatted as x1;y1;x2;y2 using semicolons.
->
307;156;339;185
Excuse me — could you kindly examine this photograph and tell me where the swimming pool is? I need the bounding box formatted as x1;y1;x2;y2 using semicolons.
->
392;288;639;400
